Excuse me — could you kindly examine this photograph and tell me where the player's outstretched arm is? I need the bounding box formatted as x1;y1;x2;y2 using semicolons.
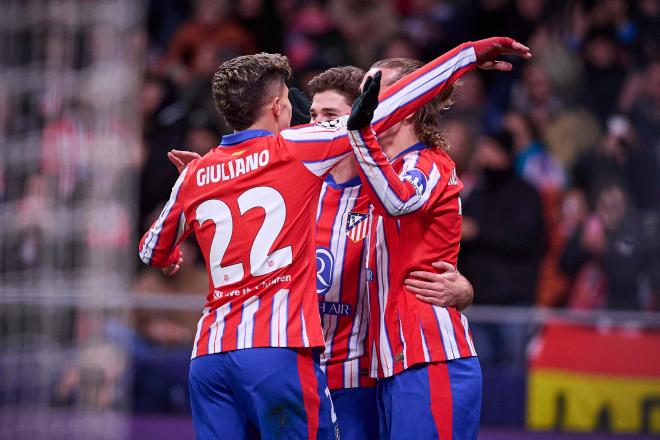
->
138;167;191;269
404;261;474;311
347;73;436;217
370;37;531;133
283;37;531;178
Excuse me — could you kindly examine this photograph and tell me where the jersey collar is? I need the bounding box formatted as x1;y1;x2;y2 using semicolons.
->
392;142;428;162
220;129;273;146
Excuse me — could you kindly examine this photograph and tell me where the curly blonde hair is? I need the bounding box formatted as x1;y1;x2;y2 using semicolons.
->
371;58;458;151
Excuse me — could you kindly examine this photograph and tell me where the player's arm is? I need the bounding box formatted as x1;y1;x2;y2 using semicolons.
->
346;73;436;216
283;37;531;178
280;43;475;176
371;37;531;133
138;167;192;270
404;261;474;311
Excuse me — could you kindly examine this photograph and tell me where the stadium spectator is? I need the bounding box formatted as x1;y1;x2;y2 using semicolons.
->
510;63;564;132
459;129;545;365
559;182;659;310
581;27;628;125
6;0;654;313
504;111;566;192
235;0;284;54
450;72;487;131
460;130;545;307
572;115;658;210
284;1;351;72
444;117;476;176
504;111;568;306
164;0;256;85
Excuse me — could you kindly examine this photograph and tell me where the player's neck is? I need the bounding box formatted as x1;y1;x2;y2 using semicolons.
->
380;129;420;159
243;115;280;135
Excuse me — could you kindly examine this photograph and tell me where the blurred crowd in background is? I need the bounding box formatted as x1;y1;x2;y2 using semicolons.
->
1;0;659;414
139;0;660;314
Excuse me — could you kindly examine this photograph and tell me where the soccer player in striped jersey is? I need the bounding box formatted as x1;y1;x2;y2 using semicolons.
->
167;63;478;439
140;38;515;439
307;66;476;440
345;38;532;439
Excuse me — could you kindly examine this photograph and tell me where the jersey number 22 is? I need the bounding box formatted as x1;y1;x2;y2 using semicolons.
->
196;187;293;287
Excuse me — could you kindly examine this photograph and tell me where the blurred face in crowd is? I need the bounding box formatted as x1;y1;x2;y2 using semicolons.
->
444;119;473;173
310;91;352;123
139;79;165;117
382;38;419;60
596;185;627;231
185;127;217;156
647;62;660;104
584;36;618;69
453;73;485;111
561;189;588;231
238;0;263;18
516;0;545;21
523;64;552;104
474;136;512;171
195;0;227;25
639;0;659;16
504;112;535;151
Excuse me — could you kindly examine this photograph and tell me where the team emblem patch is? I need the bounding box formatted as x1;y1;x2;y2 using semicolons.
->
345;211;369;243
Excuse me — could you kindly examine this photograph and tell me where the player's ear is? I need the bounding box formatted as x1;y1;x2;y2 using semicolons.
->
402;113;416;125
272;96;281;118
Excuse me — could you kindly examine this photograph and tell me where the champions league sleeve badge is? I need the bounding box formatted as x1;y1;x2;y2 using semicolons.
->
345;211;369;243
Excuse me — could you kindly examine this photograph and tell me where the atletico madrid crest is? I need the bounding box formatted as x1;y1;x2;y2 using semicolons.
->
345;211;369;242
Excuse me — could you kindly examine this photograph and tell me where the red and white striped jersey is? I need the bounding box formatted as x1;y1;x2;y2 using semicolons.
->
315;176;376;389
138;41;478;360
348;127;477;378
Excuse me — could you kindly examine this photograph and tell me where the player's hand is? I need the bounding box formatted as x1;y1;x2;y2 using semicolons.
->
167;149;201;174
163;255;183;277
347;71;381;131
405;261;474;310
471;37;532;72
289;87;312;126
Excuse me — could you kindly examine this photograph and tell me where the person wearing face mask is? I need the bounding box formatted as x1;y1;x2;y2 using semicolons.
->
458;129;545;366
460;129;545;307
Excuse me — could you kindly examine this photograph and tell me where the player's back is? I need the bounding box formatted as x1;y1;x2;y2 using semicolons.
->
177;130;327;358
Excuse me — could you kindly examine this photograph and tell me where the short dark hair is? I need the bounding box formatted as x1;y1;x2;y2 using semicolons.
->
308;66;366;105
371;58;458;151
212;53;292;131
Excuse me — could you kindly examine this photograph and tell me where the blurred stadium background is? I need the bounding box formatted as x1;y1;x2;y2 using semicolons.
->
0;0;658;439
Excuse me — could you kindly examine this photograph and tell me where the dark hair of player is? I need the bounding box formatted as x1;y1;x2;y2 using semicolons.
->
307;66;366;105
371;58;458;151
212;53;292;131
